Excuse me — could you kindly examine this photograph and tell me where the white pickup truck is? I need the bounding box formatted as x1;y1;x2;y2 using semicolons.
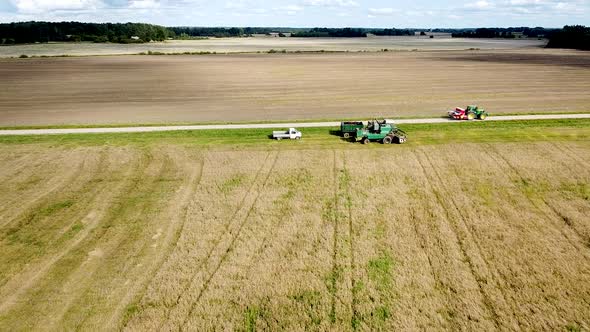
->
272;128;302;140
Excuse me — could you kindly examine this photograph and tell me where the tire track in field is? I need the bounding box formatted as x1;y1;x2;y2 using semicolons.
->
55;149;110;235
481;145;587;321
0;149;106;263
112;149;206;329
7;148;152;324
0;150;41;181
407;202;456;329
0;148;102;276
409;154;484;331
422;150;521;328
235;155;302;286
28;149;146;330
150;151;273;329
407;207;440;283
2;149;153;329
427;149;526;330
485;145;590;255
414;150;503;330
0;148;86;230
0;148;138;316
328;149;340;324
550;142;590;170
544;142;590;244
341;152;359;330
67;148;171;330
177;150;280;330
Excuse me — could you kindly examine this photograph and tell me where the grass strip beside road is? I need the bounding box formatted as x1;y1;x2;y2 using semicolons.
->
0;119;588;148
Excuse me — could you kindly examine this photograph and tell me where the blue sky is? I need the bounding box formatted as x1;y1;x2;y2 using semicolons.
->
0;0;588;27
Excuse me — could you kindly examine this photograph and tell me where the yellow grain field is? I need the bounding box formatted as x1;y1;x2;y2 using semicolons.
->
0;141;589;330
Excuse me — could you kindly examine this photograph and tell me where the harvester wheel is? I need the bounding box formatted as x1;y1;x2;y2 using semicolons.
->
467;113;475;120
362;137;370;145
343;133;350;138
382;136;392;144
395;136;407;144
479;113;487;120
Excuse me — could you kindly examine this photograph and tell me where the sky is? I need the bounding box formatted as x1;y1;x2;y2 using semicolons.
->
0;0;588;28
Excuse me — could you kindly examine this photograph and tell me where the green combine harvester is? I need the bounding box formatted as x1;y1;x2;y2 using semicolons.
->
355;119;407;144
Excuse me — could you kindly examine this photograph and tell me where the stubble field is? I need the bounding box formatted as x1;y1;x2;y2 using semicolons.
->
0;121;589;330
1;48;589;126
0;37;545;58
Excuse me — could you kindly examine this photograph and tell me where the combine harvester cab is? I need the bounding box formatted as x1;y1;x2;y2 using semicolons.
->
448;105;488;120
355;119;407;145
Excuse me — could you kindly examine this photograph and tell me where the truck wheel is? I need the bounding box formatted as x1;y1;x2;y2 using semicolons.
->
343;132;350;138
362;137;370;145
276;137;281;141
382;136;392;144
467;113;475;120
479;113;487;120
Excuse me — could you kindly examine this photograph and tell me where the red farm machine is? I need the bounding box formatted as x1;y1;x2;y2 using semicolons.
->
448;105;489;120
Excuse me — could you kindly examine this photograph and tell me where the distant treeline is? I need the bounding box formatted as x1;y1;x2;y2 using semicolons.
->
546;25;590;51
291;28;366;37
290;28;412;37
169;27;306;38
1;22;588;50
170;27;412;38
0;21;172;44
371;28;414;36
451;27;558;38
448;25;589;51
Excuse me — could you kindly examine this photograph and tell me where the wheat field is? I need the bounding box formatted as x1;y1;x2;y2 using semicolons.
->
0;139;588;331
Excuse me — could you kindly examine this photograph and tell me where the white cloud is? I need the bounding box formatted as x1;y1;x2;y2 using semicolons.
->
128;0;159;9
303;0;358;8
2;0;588;27
10;0;102;13
501;0;586;15
224;0;248;9
223;0;271;16
284;4;303;11
273;4;303;15
464;0;495;9
367;7;398;16
508;0;544;6
456;0;587;19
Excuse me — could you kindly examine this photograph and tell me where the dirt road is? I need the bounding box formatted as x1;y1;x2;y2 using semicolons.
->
0;113;588;136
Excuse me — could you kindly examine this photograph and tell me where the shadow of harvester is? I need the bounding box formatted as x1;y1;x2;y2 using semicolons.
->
329;130;357;143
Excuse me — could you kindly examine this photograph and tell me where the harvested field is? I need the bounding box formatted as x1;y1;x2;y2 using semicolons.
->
1;49;590;126
0;134;589;330
0;37;545;58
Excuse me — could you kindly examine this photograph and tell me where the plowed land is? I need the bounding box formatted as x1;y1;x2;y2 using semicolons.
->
1;49;589;126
